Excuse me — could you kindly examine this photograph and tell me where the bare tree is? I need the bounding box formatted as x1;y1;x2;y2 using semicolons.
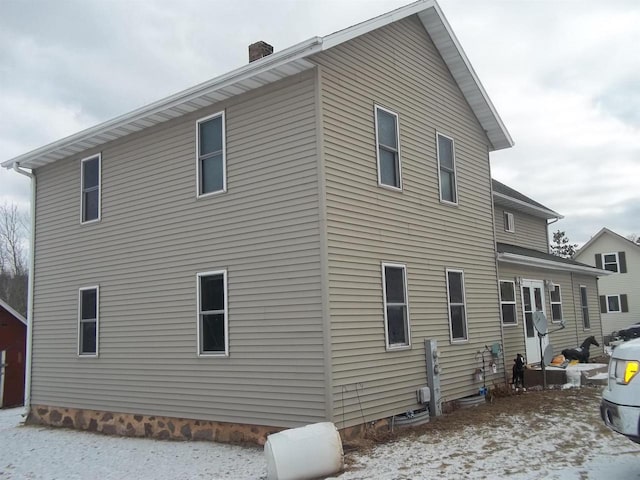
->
0;202;29;316
627;233;640;245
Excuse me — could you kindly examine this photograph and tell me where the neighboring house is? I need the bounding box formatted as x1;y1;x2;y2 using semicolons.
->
1;0;594;442
0;298;27;408
492;180;608;366
574;228;640;336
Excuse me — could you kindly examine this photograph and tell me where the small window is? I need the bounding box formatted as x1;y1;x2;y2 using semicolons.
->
580;286;590;329
607;295;621;313
78;286;99;356
81;154;101;223
437;133;457;204
375;106;402;190
197;270;228;356
603;253;619;273
504;212;515;233
550;284;563;322
381;263;410;349
447;269;468;341
197;112;226;196
499;280;517;325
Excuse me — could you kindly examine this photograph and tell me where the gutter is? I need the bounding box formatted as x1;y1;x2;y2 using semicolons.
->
12;163;35;420
497;252;611;276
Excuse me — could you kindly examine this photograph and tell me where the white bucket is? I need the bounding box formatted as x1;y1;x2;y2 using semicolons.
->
264;422;344;480
566;367;581;387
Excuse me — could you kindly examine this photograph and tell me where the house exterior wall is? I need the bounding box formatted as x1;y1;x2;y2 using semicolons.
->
497;263;603;370
313;15;504;427
0;307;26;407
493;205;549;253
30;71;329;428
575;232;640;335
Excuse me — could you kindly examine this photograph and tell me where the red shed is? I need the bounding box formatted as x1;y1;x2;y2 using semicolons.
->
0;298;27;408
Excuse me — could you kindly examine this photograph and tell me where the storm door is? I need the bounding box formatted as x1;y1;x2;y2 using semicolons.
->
521;280;548;364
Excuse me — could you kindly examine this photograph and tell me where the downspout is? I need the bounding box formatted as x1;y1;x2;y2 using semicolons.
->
12;162;35;420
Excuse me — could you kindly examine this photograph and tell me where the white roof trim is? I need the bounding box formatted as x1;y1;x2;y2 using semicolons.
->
493;191;563;220
0;298;27;326
2;0;512;170
574;227;640;258
497;252;611;276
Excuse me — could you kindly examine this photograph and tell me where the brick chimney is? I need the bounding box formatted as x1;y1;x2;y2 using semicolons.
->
249;41;274;63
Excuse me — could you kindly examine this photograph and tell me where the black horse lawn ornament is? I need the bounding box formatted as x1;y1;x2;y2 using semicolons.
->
561;336;600;363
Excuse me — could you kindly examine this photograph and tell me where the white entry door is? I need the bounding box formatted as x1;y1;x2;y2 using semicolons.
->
521;280;548;364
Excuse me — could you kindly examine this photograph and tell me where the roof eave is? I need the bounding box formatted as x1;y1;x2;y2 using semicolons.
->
2;0;513;170
497;252;611;276
0;298;27;326
493;192;562;220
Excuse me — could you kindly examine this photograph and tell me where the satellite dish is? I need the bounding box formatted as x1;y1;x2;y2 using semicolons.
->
533;311;548;335
543;344;554;366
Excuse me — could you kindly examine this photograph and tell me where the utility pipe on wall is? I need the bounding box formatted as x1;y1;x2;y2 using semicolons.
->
12;163;35;419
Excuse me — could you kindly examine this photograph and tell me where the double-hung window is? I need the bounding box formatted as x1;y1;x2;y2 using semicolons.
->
78;286;99;356
81;154;101;223
197;270;228;356
447;269;468;341
580;286;590;329
603;253;619;272
381;263;410;349
499;280;517;325
197;112;226;196
504;212;515;233
437;133;457;204
550;284;563;322
375;106;402;190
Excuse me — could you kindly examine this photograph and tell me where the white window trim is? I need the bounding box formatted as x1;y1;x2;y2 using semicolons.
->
580;285;590;330
196;269;229;357
80;153;102;225
606;294;622;313
77;286;99;357
196;111;227;198
436;132;458;205
504;212;515;233
446;268;468;343
499;280;518;326
550;284;563;323
374;105;403;191
602;252;620;273
381;262;411;350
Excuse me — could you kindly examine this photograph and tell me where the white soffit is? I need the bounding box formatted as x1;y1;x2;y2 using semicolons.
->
493;192;563;220
2;0;513;170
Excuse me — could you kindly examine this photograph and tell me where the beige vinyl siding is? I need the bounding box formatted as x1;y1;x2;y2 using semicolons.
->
494;206;549;253
575;233;640;334
498;263;603;370
314;15;504;427
31;71;327;428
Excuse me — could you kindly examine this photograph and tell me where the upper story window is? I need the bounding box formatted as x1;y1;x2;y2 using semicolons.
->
374;106;402;190
78;286;99;356
499;280;517;325
596;252;627;273
504;212;515;233
600;294;628;314
580;285;590;329
550;284;563;322
81;154;101;223
197;112;226;197
446;269;468;341
437;133;457;204
197;270;228;356
381;263;410;349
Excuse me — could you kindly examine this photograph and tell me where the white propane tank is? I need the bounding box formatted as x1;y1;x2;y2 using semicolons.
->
264;422;344;480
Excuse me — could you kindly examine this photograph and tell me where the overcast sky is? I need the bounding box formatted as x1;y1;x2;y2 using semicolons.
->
1;0;638;245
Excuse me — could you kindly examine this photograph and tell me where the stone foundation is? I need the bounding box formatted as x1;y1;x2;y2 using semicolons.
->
28;405;284;446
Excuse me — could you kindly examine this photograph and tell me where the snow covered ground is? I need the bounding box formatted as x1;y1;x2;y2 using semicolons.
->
1;388;639;479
